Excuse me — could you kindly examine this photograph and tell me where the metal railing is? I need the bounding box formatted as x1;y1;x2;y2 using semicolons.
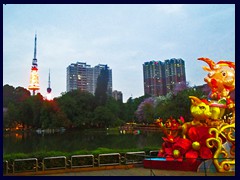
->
125;151;146;164
70;155;94;168
3;152;235;176
13;158;38;174
3;160;9;174
149;150;159;156
98;153;121;166
42;156;67;171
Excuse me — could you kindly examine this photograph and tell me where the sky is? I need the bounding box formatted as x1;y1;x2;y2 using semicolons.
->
3;4;235;102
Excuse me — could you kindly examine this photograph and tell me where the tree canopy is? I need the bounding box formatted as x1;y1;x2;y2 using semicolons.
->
94;67;109;106
3;83;209;130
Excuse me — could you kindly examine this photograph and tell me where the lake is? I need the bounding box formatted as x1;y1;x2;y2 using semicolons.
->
3;129;164;154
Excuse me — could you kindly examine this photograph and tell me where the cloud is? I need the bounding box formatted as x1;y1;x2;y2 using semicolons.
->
154;4;185;14
3;4;235;102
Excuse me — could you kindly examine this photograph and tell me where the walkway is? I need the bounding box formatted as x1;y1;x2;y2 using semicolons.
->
6;164;235;176
40;165;235;176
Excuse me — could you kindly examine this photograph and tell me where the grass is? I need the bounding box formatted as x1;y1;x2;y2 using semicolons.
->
3;146;160;162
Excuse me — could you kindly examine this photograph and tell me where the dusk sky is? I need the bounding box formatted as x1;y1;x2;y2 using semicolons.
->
3;4;235;102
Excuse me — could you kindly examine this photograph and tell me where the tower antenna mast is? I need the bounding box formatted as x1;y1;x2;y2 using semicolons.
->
32;34;37;66
46;69;52;100
48;69;51;88
47;69;52;95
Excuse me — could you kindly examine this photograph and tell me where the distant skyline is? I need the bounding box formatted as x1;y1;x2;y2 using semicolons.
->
3;4;235;102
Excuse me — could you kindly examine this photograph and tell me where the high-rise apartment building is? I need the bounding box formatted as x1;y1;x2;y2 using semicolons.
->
143;58;186;96
66;62;112;95
143;61;165;96
164;58;186;94
66;62;91;92
112;90;123;102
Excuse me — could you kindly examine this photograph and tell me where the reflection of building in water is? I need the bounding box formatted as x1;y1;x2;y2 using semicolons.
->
35;127;66;136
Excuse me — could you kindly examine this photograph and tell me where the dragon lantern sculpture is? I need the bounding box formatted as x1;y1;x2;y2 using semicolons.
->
198;57;235;100
156;57;235;173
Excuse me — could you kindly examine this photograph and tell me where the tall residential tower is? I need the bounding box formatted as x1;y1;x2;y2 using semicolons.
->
143;58;186;96
66;62;112;96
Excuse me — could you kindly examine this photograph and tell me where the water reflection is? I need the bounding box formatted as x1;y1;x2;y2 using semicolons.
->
3;129;164;154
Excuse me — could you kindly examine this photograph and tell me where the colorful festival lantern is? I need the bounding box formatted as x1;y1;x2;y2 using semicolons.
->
144;57;235;173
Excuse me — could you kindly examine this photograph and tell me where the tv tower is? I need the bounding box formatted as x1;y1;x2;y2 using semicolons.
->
28;34;40;95
46;69;52;101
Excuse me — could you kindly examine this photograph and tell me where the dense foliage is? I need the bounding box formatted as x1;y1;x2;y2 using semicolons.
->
3;83;208;130
94;66;109;106
135;87;207;124
3;84;145;129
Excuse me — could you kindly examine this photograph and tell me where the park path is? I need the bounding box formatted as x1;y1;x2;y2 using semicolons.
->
40;166;235;176
6;164;235;176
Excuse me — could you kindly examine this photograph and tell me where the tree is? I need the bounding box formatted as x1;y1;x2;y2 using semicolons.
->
4;103;19;128
94;67;109;106
56;90;96;128
26;93;44;128
14;86;31;103
93;106;115;128
3;84;15;107
105;97;120;118
154;87;205;122
135;97;156;123
18;100;33;129
3;85;32;128
39;100;71;129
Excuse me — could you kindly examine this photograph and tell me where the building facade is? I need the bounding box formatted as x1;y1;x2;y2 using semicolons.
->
164;58;186;94
112;90;123;102
66;62;112;95
66;62;90;92
143;58;186;96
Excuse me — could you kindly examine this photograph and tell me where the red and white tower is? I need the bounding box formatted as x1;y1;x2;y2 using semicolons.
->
28;34;40;95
